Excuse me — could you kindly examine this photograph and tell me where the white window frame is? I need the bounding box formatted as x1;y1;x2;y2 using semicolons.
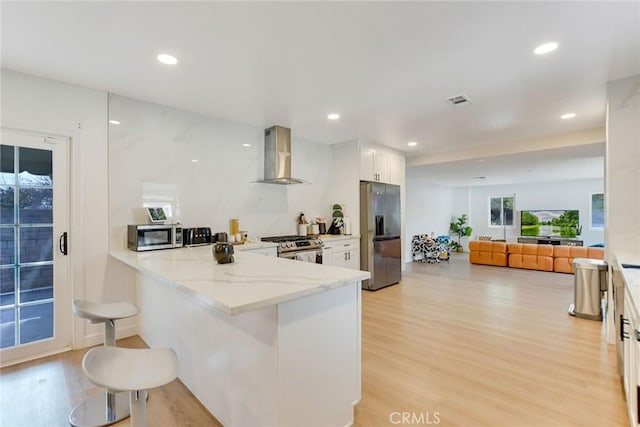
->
589;192;604;230
488;195;514;228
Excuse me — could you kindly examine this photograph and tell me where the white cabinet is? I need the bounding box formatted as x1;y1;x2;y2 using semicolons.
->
388;153;405;186
360;149;388;183
623;288;640;427
322;246;334;266
373;151;389;183
359;149;375;182
360;146;405;185
328;239;360;270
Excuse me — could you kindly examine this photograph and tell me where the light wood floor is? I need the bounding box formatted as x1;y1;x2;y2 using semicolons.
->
0;254;628;426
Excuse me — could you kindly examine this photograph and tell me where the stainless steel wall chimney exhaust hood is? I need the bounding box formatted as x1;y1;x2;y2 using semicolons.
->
257;125;307;185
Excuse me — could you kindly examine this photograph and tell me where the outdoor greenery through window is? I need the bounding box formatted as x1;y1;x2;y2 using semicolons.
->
490;196;514;226
591;193;604;229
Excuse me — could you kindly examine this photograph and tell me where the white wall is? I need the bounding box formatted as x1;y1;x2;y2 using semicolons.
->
1;69;137;349
405;169;605;253
606;75;640;258
604;74;640;343
318;140;360;235
108;95;339;247
405;170;454;255
466;178;604;246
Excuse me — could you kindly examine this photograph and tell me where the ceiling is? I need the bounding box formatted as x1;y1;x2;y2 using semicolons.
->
1;2;638;163
407;142;605;187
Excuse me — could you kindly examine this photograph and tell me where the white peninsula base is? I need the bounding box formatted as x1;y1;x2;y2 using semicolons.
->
115;246;366;427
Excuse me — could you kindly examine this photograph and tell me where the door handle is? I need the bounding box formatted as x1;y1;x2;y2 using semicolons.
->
59;232;68;255
620;315;630;341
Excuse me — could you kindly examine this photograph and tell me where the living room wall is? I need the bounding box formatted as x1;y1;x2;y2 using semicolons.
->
405;172;605;257
467;178;604;246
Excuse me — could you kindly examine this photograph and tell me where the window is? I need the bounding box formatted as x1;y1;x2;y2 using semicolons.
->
490;196;514;227
590;192;604;229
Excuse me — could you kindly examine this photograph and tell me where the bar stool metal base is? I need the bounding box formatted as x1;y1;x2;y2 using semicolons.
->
68;391;130;427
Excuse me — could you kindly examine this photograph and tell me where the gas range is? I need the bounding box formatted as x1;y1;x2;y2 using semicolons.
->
260;235;324;255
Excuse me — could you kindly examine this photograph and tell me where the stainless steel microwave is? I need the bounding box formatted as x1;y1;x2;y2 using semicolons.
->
127;224;183;251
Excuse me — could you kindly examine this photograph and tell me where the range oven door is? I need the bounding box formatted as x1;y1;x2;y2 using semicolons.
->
280;249;323;264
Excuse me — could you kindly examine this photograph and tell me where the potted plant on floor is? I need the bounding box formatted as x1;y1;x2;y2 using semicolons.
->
450;214;473;252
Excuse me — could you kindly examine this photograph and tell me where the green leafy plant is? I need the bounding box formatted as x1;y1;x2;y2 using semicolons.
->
450;214;473;249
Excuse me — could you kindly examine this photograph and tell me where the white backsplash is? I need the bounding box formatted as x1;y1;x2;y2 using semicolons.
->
109;95;335;248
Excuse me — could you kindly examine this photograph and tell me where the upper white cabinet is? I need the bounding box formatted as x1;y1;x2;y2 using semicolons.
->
388;152;405;186
373;151;389;183
359;149;375;182
359;147;395;184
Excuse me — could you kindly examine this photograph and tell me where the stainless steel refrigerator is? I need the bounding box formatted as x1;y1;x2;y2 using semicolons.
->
360;182;402;290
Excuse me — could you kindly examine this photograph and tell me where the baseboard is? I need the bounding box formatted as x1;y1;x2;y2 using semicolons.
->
0;346;72;368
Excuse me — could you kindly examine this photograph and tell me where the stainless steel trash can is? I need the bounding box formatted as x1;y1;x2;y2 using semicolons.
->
568;258;608;320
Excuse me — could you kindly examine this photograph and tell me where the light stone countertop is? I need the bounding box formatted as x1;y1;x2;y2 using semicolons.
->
111;245;370;316
615;251;640;317
319;234;360;243
232;240;278;251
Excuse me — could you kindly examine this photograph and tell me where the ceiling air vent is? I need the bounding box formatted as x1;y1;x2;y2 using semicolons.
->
446;94;472;106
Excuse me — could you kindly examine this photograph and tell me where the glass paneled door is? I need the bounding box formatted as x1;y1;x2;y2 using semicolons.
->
1;130;70;365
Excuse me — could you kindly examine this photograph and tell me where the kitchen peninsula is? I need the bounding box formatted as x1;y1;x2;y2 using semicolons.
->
111;246;370;427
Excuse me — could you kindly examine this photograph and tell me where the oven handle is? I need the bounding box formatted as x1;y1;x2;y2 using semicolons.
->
279;249;322;260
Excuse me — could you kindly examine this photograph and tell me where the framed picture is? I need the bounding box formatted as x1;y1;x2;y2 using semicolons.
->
146;207;167;223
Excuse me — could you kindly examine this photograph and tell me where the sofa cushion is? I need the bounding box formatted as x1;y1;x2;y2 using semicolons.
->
553;246;605;273
508;243;554;272
469;240;508;266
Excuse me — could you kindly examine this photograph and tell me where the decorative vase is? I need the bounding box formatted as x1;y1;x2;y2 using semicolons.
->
213;242;235;264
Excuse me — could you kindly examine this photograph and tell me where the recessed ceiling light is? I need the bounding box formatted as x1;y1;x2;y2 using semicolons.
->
534;42;558;55
108;120;120;125
561;112;576;120
407;141;418;146
157;53;178;65
242;143;251;147
192;159;199;163
327;113;340;120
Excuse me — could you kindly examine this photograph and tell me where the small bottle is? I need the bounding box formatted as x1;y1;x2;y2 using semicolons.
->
230;219;239;235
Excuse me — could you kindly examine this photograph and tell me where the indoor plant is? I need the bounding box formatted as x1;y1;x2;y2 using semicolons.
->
450;214;473;252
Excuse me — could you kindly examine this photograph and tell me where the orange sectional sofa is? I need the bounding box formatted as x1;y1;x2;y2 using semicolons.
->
468;241;508;266
468;241;604;273
507;243;554;272
553;246;605;273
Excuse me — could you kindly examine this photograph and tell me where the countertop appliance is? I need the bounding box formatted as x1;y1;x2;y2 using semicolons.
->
360;182;402;290
182;227;212;246
261;235;323;263
127;224;183;251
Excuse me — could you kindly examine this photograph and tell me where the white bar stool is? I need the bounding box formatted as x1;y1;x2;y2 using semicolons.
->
82;347;178;427
69;299;140;427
